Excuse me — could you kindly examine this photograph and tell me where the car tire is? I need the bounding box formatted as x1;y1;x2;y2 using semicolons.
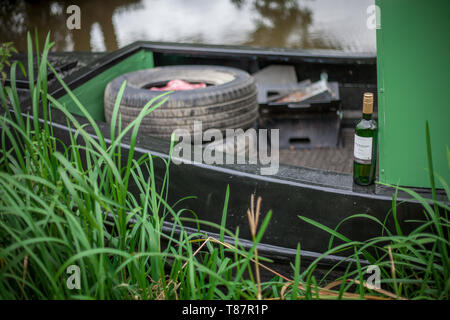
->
104;65;259;139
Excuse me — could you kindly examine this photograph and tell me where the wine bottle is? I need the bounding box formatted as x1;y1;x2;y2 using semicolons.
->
353;92;378;185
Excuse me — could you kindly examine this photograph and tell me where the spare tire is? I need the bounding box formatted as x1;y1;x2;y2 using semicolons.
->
104;65;259;139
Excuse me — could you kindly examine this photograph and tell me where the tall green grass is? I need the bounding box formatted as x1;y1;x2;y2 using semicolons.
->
0;34;284;300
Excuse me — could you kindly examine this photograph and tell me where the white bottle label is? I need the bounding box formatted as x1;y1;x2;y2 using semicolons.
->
354;135;372;163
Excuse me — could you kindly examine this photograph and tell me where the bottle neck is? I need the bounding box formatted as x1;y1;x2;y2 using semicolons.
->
362;112;372;120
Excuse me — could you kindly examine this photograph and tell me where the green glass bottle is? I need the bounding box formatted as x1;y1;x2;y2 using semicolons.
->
353;92;378;185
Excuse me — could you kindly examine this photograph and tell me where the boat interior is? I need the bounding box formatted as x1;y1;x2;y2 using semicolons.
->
10;42;378;177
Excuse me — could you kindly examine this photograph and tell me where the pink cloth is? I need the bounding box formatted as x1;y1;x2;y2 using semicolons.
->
150;79;206;91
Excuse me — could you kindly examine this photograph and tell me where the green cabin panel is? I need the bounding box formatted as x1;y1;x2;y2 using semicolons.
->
376;0;450;188
57;49;154;122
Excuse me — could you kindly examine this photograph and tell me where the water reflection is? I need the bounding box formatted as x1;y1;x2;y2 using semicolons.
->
0;0;139;51
0;0;375;53
236;0;338;49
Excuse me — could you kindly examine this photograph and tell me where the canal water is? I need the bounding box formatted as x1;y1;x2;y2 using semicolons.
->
0;0;375;53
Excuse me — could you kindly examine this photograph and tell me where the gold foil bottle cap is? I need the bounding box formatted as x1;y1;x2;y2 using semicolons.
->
363;92;374;114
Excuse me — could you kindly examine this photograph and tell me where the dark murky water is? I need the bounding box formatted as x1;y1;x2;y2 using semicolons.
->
0;0;375;53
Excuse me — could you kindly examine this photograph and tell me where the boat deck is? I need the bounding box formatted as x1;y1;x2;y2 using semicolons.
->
280;128;354;174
